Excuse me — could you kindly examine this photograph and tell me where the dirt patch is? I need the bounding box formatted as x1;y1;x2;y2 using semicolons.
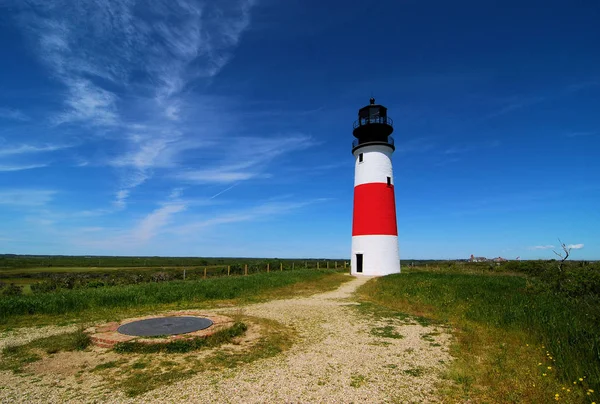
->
28;348;122;377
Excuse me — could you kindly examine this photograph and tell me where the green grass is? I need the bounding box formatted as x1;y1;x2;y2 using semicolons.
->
0;328;91;373
357;271;600;403
350;374;367;388
404;367;425;377
370;325;404;339
0;270;350;328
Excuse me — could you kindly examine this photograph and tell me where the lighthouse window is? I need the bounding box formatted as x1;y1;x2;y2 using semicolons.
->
358;153;363;163
387;177;391;186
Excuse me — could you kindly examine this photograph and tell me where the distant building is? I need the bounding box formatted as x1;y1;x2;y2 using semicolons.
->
493;257;508;262
469;254;488;262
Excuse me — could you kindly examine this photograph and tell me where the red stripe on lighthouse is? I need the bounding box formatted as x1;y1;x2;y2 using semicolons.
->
352;182;398;236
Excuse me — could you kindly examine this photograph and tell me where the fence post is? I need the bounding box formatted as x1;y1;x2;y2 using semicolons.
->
227;265;230;276
292;262;295;270
344;261;347;269
327;261;329;269
335;261;337;269
244;264;248;276
183;268;186;281
305;261;307;269
267;263;270;273
280;263;283;271
204;267;207;279
317;261;319;269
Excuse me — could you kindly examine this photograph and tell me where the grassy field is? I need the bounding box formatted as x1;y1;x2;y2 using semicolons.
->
1;255;598;401
0;270;350;329
357;266;599;403
0;256;349;296
0;254;347;270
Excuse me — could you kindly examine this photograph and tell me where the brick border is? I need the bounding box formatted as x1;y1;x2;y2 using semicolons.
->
86;311;235;348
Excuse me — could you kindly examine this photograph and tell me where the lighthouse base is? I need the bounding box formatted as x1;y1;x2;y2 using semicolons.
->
351;235;400;277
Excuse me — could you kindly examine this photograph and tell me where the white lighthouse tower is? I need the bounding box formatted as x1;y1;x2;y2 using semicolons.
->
351;98;400;276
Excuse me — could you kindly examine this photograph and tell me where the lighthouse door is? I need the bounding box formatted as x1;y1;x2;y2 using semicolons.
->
356;254;363;273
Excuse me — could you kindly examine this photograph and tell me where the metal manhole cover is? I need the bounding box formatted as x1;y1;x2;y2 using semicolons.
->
117;316;213;337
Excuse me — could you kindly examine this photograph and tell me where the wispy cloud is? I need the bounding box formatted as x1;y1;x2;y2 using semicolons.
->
0;164;47;172
528;245;555;250
11;0;258;208
443;140;500;155
566;131;596;138
0;189;56;206
566;80;600;92
0;107;30;121
484;96;547;120
395;137;438;154
210;183;240;199
0;142;72;172
567;243;584;250
177;135;314;184
69;195;324;252
131;203;187;243
172;198;328;235
0;143;72;156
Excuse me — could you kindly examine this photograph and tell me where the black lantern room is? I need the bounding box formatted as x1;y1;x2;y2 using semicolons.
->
352;98;394;153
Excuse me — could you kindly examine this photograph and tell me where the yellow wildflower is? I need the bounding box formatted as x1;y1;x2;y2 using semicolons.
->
543;373;547;376
548;366;552;370
579;378;583;381
589;389;595;393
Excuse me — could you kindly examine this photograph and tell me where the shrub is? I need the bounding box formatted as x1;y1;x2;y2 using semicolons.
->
1;284;22;296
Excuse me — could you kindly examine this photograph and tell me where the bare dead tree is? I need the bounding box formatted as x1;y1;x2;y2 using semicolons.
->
553;239;571;270
552;239;572;290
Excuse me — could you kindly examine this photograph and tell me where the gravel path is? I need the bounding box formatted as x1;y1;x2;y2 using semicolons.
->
0;275;453;403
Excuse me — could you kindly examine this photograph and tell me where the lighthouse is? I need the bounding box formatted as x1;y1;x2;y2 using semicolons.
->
351;98;400;276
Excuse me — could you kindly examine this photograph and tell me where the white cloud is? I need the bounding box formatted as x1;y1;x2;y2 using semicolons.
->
177;135;314;184
169;188;184;200
131;203;187;243
11;0;257;205
179;169;260;183
529;245;555;250
566;131;596;138
172;198;328;235
0;143;72;156
113;190;130;210
0;189;56;206
0;142;72;172
5;0;309;222
0;164;47;172
54;78;119;126
0;107;30;121
567;243;584;250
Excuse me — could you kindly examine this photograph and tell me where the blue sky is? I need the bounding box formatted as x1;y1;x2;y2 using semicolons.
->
0;0;598;260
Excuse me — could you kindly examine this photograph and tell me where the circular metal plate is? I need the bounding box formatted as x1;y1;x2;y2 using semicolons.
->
117;316;213;337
